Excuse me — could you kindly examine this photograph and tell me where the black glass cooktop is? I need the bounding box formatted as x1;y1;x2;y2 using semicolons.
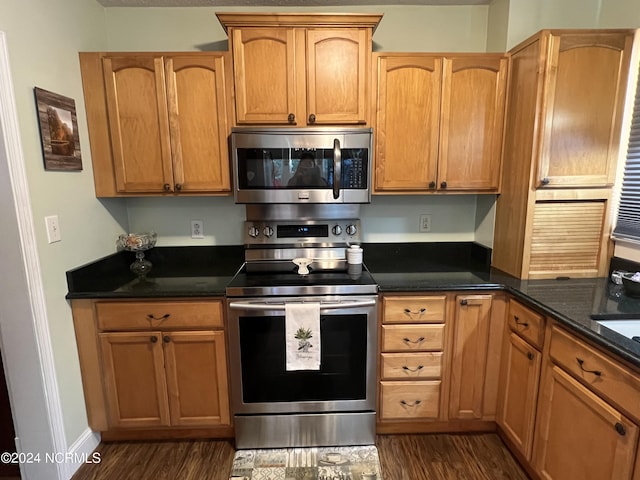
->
226;264;378;297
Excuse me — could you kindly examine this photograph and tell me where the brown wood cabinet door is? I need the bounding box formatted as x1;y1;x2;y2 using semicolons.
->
449;294;493;420
231;28;297;125
497;332;541;461
165;55;231;193
163;331;230;427
99;332;170;428
532;364;638;480
306;29;369;125
102;56;174;193
374;55;441;191
438;56;507;191
537;32;633;188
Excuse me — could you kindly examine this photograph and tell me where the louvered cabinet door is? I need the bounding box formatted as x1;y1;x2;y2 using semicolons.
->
526;200;608;279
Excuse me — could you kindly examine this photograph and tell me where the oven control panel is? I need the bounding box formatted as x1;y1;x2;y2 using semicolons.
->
244;219;361;245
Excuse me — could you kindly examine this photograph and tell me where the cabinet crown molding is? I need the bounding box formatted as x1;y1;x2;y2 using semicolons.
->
216;12;383;33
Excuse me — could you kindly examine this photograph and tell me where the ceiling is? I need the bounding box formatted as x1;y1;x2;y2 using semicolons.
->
96;0;491;7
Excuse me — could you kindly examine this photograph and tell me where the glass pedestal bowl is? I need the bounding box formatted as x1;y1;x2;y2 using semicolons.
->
117;232;157;277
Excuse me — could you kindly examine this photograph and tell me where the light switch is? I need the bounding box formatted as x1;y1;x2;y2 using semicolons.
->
45;215;61;243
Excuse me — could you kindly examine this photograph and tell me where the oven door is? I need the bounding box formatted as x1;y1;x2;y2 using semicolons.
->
227;296;378;415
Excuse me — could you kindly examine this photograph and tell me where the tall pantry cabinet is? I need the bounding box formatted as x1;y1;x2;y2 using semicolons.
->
492;30;634;279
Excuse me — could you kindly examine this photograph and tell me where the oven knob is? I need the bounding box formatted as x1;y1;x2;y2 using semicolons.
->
332;225;343;236
248;226;260;238
263;226;274;238
346;224;357;236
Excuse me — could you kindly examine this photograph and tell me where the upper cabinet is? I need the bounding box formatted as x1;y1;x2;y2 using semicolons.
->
217;13;382;127
79;52;232;197
492;29;635;279
373;53;507;193
536;33;633;188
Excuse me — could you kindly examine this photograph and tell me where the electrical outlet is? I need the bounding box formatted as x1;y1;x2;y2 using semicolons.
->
419;214;431;233
191;220;204;239
45;215;61;243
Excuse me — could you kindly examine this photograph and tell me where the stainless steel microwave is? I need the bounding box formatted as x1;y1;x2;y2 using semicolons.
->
231;127;373;204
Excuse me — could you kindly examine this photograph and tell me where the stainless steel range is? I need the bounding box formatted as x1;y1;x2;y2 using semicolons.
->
226;204;378;449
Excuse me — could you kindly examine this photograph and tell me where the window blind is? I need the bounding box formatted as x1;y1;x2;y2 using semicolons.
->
614;65;640;242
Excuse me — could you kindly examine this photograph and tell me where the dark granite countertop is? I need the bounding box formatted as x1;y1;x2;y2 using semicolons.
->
66;242;640;368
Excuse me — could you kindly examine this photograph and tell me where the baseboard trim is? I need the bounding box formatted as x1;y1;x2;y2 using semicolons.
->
65;429;101;478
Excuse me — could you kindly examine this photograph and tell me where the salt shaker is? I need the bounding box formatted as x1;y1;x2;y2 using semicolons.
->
347;245;363;265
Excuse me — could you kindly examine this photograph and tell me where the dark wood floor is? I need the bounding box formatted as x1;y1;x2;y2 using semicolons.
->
71;434;528;480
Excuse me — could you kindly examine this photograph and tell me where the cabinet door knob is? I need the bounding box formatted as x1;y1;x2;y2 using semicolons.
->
540;177;550;186
163;183;171;191
527;352;534;361
308;114;316;124
615;422;626;436
150;336;158;343
429;181;436;189
460;299;468;306
175;183;182;191
163;335;171;343
440;181;447;189
287;113;295;124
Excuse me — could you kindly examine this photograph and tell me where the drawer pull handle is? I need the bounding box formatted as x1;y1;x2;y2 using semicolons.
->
402;365;424;373
403;308;426;318
615;422;626;436
576;358;601;376
400;399;422;408
514;315;529;327
403;337;425;345
147;313;171;321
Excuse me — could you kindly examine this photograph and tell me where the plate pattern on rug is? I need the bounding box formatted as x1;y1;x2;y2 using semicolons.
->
229;445;381;480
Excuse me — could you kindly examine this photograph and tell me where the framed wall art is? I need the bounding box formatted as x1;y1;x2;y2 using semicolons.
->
34;87;82;171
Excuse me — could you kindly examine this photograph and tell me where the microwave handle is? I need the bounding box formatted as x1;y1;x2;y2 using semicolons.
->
333;138;341;199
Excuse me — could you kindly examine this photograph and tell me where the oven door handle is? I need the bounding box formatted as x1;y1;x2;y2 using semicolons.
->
228;299;376;311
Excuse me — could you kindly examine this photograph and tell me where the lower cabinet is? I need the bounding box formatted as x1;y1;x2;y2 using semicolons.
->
532;364;638;480
71;298;231;437
496;331;541;460
378;292;505;432
378;295;447;426
100;330;229;428
531;324;640;480
496;298;545;460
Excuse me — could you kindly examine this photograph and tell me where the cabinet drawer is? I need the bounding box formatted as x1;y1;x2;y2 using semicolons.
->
380;381;440;420
381;324;445;351
549;325;640;422
381;352;443;380
508;299;545;349
383;296;446;323
96;300;224;331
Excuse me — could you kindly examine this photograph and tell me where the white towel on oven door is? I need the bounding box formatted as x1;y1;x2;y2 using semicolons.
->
285;302;321;371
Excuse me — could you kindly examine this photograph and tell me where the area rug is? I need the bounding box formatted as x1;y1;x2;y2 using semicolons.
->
229;444;382;480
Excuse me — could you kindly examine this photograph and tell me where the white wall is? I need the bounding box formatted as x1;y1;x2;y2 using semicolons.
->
0;0;127;451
